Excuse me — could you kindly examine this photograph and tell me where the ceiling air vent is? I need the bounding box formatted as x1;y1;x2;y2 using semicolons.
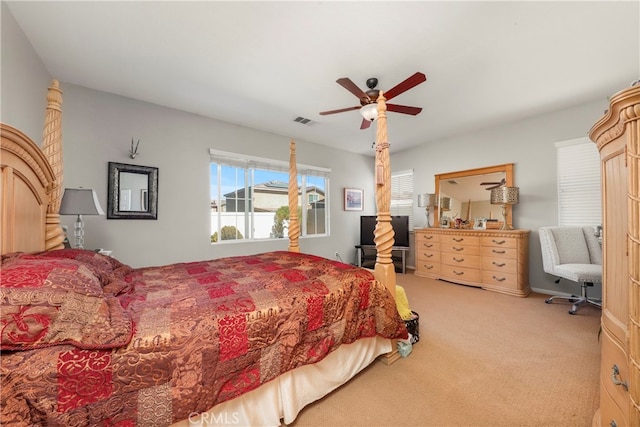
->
293;116;314;126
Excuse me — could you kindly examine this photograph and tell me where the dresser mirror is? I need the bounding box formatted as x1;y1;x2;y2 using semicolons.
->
434;163;514;227
107;162;158;219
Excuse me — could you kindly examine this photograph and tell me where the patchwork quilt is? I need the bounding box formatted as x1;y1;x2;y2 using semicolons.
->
1;249;407;426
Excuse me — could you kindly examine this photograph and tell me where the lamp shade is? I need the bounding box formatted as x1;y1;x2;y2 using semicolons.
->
60;188;105;215
360;103;377;121
417;193;437;207
490;186;519;205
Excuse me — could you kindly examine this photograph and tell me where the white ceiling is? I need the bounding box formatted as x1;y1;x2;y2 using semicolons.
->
7;1;639;156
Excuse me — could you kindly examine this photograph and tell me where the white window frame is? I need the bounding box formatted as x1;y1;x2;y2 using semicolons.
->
209;149;330;243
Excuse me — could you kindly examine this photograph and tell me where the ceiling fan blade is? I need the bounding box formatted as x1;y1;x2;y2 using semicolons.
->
481;178;506;186
386;103;422;115
336;77;368;100
384;72;427;101
360;118;372;130
319;106;360;116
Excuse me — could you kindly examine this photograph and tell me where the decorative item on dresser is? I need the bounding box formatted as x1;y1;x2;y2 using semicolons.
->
417;192;437;227
589;83;640;427
490;186;519;230
414;228;530;297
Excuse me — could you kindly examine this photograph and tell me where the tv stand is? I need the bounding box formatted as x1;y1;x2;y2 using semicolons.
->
355;245;410;274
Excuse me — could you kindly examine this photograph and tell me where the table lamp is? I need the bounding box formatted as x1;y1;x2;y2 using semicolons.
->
59;188;105;248
490;186;519;230
417;193;437;227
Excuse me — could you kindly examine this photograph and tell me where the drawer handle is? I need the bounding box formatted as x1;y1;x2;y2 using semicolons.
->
453;238;464;242
424;243;433;248
453;257;464;263
453;247;464;251
425;235;433;239
453;270;464;276
425;265;433;270
492;261;506;267
425;253;433;258
492;275;506;282
611;365;628;391
492;239;506;245
492;249;506;254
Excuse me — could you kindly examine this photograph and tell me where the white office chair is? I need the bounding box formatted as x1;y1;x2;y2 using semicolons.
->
539;226;602;315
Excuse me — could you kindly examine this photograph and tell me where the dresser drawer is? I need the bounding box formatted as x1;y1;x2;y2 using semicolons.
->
600;382;629;427
481;270;518;288
481;246;517;259
416;248;439;262
481;236;517;249
600;331;630;415
416;260;441;275
416;232;440;244
441;235;480;246
441;253;481;269
416;240;440;252
441;243;481;256
482;256;518;273
440;264;481;282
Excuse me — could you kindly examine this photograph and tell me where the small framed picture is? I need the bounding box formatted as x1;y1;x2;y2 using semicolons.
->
344;188;364;211
474;217;487;230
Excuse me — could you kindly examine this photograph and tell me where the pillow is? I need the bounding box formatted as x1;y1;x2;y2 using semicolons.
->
0;257;133;351
4;249;134;292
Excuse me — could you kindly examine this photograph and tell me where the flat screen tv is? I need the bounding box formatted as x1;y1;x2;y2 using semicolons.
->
360;215;410;248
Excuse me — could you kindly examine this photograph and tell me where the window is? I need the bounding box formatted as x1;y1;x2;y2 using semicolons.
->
391;169;415;230
556;138;601;226
209;149;330;243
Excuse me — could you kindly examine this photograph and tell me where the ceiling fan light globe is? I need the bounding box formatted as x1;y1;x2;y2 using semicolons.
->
360;104;377;121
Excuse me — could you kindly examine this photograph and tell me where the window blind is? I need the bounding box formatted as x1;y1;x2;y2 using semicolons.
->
556;138;601;227
391;169;415;230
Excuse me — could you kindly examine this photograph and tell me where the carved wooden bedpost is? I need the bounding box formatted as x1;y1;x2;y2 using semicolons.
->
373;91;397;295
41;80;65;251
373;91;400;365
288;139;300;252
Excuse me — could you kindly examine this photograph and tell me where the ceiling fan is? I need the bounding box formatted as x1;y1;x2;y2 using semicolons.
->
481;178;506;190
319;72;427;130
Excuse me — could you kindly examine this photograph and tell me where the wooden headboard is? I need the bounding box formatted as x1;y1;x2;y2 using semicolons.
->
1;80;65;255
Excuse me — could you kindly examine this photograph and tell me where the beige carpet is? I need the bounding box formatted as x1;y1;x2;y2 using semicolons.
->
290;273;601;427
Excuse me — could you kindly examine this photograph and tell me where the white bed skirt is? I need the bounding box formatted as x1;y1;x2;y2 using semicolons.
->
172;336;392;427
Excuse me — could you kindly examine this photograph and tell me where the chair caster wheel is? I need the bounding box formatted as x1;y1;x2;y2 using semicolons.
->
569;310;577;315
545;298;553;304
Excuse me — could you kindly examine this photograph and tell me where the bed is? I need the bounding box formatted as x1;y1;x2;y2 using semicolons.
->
0;81;406;426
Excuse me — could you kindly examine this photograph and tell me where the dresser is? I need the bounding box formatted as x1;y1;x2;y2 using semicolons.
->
589;84;640;427
414;228;530;297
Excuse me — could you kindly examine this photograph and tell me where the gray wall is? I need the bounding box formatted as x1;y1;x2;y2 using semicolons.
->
1;4;612;295
0;1;51;141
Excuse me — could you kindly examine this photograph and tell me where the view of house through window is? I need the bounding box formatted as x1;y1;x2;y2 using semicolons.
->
209;149;330;243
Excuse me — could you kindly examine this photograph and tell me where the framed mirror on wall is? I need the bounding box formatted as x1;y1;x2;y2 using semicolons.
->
434;163;514;228
107;162;158;219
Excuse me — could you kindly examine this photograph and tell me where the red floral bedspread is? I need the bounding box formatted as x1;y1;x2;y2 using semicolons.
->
1;250;406;426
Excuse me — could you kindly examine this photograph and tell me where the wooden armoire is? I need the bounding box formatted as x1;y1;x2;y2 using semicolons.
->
589;83;640;427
